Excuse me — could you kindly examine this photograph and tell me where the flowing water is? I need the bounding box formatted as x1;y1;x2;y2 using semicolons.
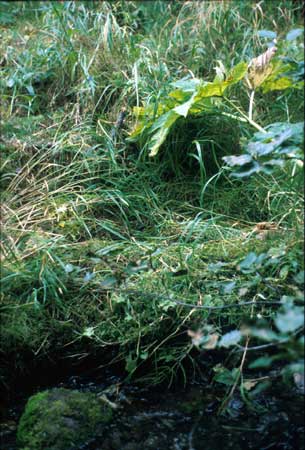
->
1;370;304;450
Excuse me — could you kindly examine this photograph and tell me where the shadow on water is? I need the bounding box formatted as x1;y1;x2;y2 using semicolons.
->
1;363;304;450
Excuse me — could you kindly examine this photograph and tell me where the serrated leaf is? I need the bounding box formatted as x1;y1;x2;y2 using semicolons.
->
193;81;224;99
249;356;274;369
238;252;257;271
286;28;304;41
169;89;192;102
100;276;117;289
249;327;280;341
83;272;95;282
82;326;95;338
243;379;259;390
220;281;236;294
214;367;240;386
64;263;74;273
258;30;277;39
223;154;253;166
279;265;290;280
218;330;242;348
275;307;304;333
294;271;304;285
230;162;260;178
25;84;35;96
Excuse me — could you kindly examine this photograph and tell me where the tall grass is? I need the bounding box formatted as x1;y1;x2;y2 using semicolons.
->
0;0;303;387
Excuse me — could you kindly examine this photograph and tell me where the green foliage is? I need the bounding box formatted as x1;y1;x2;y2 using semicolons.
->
0;1;304;403
128;62;248;156
223;122;304;177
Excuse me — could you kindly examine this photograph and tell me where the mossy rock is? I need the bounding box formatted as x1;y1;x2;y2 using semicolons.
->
17;388;113;450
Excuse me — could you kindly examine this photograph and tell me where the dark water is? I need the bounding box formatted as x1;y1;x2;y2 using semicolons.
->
1;372;304;450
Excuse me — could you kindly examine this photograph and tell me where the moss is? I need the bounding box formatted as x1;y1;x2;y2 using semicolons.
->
17;388;113;450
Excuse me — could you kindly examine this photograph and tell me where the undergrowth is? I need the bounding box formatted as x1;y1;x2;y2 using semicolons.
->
0;1;304;411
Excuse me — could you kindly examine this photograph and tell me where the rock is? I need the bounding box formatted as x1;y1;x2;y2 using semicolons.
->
17;388;113;450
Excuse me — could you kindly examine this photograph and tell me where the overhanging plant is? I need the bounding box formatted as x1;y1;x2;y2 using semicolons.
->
127;29;303;161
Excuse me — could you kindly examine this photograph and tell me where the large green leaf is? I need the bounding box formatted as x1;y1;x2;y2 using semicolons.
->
130;61;248;157
193;62;248;102
260;60;304;93
149;110;180;157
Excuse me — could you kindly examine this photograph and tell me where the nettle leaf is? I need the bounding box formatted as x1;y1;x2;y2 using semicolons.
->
224;121;304;178
125;354;137;374
238;252;258;272
275;306;304;333
248;128;293;156
285;28;304;41
223;154;253;166
258;30;277;40
218;330;242;348
294;271;304;285
266;122;303;145
214;367;240;386
249;327;280;342
100;276;118;289
25;85;35;96
249;356;274;369
282;60;304;83
207;261;229;273
220;281;236;294
231;162;260;178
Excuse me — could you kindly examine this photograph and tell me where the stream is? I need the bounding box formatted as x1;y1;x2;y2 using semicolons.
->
1;368;304;450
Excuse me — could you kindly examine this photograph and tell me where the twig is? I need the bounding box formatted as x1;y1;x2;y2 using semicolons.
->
217;299;256;415
169;299;282;310
102;287;283;310
236;340;288;352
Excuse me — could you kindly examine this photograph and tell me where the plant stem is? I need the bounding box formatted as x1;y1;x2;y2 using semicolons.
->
248;90;255;122
224;97;266;133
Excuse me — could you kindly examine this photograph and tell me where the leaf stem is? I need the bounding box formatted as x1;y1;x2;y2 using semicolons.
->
248;90;255;122
224;97;266;133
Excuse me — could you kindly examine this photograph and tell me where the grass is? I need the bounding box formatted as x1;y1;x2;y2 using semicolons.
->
0;1;304;395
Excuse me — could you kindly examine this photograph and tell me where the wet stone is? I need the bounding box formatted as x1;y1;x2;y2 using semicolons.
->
16;388;113;450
